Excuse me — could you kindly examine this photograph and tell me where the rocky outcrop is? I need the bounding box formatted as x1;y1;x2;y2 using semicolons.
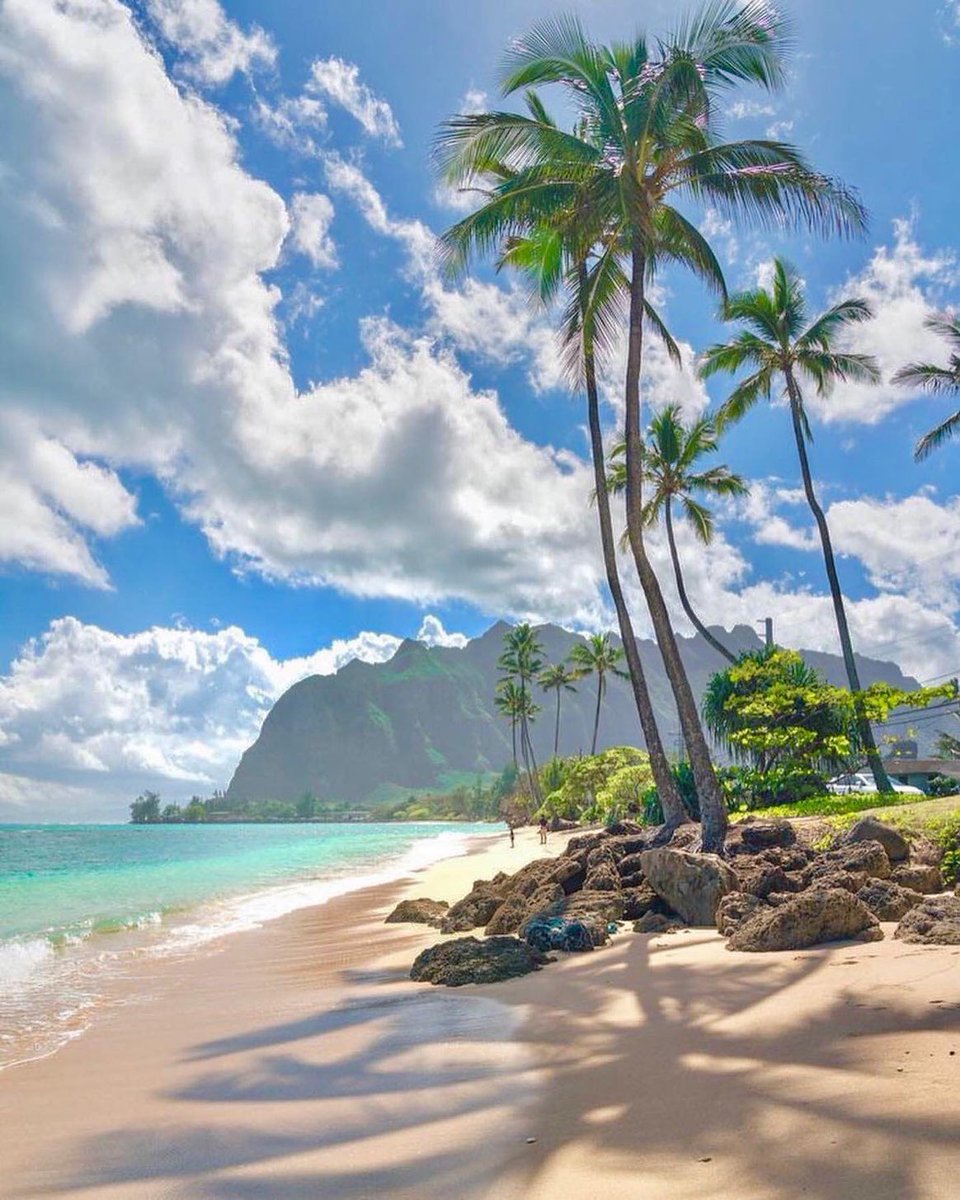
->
621;884;669;921
484;882;565;936
726;888;882;952
734;853;805;900
440;885;506;934
737;819;797;852
890;863;943;895
842;817;910;863
525;917;594;953
806;840;891;887
894;896;960;945
715;891;765;937
633;912;684;934
856;879;925;921
583;862;620;892
410;936;550;986
640;848;738;926
385;898;449;927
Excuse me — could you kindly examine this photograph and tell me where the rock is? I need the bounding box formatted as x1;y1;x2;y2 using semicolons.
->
715;891;765;937
617;852;647;880
499;855;585;900
619;871;646;892
605;819;646;836
525;917;594;953
585;843;619;871
640;848;739;926
410;936;550;986
843;817;910;863
385;898;449;927
890;863;943;895
584;861;621;892
485;882;565;936
857;879;925;922
807;840;891;885
669;825;702;850
440;886;506;933
527;889;625;946
807;869;870;894
633;912;684;934
726;888;882;952
549;816;580;831
738;819;797;852
621;884;669;921
734;860;802;900
894;895;960;945
565;831;609;859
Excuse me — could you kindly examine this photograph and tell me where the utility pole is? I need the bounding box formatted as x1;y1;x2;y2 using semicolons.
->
757;617;774;649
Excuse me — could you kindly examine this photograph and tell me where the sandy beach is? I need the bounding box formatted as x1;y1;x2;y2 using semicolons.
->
1;825;958;1200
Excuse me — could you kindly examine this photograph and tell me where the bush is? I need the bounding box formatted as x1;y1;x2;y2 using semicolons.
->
719;765;825;811
541;747;652;825
927;773;960;798
641;761;700;825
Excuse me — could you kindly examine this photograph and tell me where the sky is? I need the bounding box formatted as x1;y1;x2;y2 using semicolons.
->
1;0;960;820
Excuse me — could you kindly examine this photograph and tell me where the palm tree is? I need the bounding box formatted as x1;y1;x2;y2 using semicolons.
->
539;663;578;757
701;257;893;792
498;624;545;802
495;679;529;772
607;406;747;664
437;4;866;851
892;314;960;460
569;633;629;755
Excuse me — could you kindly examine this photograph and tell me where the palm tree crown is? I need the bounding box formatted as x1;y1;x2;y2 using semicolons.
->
569;633;628;755
539;663;578;758
892;314;960;460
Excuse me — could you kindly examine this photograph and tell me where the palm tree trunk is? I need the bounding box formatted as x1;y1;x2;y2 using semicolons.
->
784;370;893;793
580;267;686;827
522;714;541;801
664;499;737;665
591;672;602;755
553;688;561;758
623;243;727;851
511;718;518;773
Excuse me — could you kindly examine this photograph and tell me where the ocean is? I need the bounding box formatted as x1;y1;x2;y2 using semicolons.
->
0;820;492;1070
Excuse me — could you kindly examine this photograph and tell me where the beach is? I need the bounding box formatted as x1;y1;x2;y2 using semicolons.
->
1;825;958;1199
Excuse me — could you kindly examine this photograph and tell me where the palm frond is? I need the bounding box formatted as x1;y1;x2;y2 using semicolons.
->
915;408;960;461
892;362;960;395
798;297;874;350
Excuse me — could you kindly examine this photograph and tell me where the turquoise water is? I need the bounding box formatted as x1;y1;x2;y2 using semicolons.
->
0;821;492;1068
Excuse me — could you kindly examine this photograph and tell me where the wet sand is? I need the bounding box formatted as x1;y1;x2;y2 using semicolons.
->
1;826;958;1199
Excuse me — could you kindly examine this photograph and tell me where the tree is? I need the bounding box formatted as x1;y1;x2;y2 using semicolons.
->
607;405;747;664
496;624;545;802
129;791;161;824
892;314;960;460
539;662;578;757
569;632;628;755
701;258;893;792
436;4;865;850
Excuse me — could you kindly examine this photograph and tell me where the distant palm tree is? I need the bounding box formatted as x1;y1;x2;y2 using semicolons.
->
495;680;531;772
892;314;960;460
498;624;545;802
569;633;628;755
607;405;747;664
701;258;893;793
539;663;578;757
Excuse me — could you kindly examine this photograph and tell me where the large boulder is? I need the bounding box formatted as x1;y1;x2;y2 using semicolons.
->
807;840;891;886
385;898;449;927
621;884;669;921
737;819;797;853
526;889;625;946
410;936;550;986
894;896;960;945
734;857;804;900
726;888;882;952
890;863;943;895
856;879;925;921
584;861;621;892
440;886;505;934
617;851;648;880
640;848;739;926
715;891;765;937
633;912;684;934
485;882;565;936
843;817;910;864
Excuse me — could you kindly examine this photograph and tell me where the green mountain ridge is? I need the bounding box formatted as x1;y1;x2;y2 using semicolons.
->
226;622;932;809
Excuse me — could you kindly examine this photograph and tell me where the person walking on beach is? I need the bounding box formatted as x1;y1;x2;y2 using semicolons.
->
508;823;515;848
538;817;548;845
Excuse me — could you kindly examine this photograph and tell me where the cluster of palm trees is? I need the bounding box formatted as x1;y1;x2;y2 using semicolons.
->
437;3;959;852
495;625;627;797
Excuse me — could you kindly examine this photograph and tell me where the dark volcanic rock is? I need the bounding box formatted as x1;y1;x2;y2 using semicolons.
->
842;817;910;863
621;885;669;921
726;888;882;952
633;912;684;934
640;848;738;926
715;891;765;937
410;936;550;986
738;819;797;852
385;898;449;927
440;886;505;934
584;861;621;892
857;879;924;922
734;858;803;900
807;840;891;885
894;895;960;945
890;863;943;895
485;882;565;936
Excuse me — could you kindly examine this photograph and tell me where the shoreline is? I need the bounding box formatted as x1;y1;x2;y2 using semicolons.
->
1;827;959;1198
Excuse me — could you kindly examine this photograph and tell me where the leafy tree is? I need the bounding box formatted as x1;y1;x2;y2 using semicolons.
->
541;746;652;824
160;803;182;822
569;633;628;754
892;314;960;460
436;4;863;850
296;792;318;820
182;798;207;823
702;259;893;792
607;405;747;664
539;662;578;757
129;791;161;824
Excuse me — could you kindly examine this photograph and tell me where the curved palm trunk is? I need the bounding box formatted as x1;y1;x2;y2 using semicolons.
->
511;718;518;773
785;370;893;793
553;688;561;758
664;499;737;665
581;270;686;826
518;680;542;806
624;245;727;851
591;672;603;755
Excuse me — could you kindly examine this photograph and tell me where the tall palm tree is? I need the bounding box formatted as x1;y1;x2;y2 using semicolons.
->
701;257;893;792
495;679;529;772
569;633;629;755
892;314;960;460
498;624;545;802
437;4;866;850
607;406;747;664
539;662;578;757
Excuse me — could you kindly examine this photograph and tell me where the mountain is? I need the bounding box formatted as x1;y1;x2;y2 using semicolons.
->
225;622;935;809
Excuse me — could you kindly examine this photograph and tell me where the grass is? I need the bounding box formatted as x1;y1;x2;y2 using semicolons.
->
730;790;927;821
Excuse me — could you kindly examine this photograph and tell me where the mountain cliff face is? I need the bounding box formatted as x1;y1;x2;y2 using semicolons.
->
226;622;925;807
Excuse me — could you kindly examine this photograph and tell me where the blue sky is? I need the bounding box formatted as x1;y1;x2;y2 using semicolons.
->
1;0;960;818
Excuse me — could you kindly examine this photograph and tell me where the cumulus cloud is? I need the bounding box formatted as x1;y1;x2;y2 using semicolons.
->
287;192;338;269
146;0;276;85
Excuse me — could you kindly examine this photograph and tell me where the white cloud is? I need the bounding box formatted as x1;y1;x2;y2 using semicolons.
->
287;192;338;269
306;57;401;146
736;480;819;552
254;93;328;156
765;119;794;140
812;218;959;424
416;615;469;648
146;0;276;85
728;99;776;119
